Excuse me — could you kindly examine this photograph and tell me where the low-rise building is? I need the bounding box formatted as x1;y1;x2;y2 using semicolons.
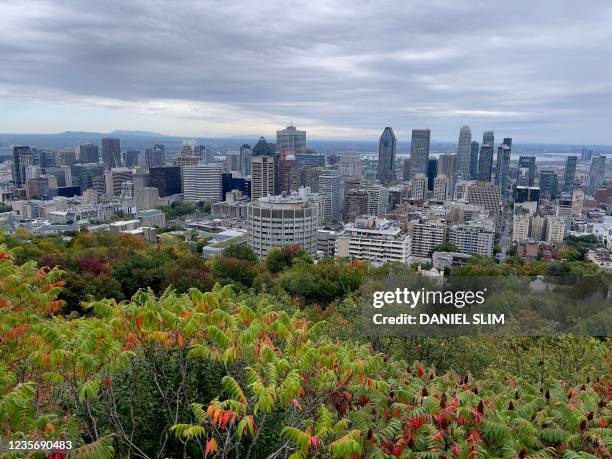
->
335;217;411;264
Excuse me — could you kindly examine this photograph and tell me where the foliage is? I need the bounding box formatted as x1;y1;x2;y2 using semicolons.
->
265;245;313;273
222;243;258;262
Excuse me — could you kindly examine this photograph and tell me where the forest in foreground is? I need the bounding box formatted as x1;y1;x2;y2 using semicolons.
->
0;231;610;458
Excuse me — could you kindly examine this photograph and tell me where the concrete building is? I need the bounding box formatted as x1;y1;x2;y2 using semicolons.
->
546;217;566;243
137;209;166;228
246;195;319;259
410;173;427;200
183;164;223;202
335;217;411;264
366;184;389;216
466;182;501;217
344;188;368;222
134;187;159;211
409;218;447;258
448;220;495;257
339;153;362;180
512;214;531;243
251;155;276;199
318;170;344;224
104;168;133;196
432;174;449;201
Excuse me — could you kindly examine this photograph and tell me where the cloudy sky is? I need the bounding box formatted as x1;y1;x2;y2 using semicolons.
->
1;0;611;143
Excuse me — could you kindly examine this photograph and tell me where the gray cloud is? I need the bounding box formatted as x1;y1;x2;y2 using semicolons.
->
0;0;611;143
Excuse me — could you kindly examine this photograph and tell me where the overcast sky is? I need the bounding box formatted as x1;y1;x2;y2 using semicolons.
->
1;0;611;144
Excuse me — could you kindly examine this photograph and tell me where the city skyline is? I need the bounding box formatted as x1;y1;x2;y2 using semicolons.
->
1;0;612;143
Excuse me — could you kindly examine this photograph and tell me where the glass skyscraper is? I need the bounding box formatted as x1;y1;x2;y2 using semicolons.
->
377;127;396;184
409;129;431;180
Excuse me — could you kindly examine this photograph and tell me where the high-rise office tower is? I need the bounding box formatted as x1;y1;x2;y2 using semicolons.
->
409;129;431;179
183;164;223;202
79;144;99;163
251;154;276;199
469;141;480;179
403;159;411;181
145;144;165;167
295;150;325;168
438;154;457;179
539;170;558;199
563;156;577;193
239;144;252;177
101;137;121;169
427;158;438;191
125;150;142;167
377;127;396;184
495;145;511;197
12;146;33;187
588;155;606;195
252;137;276;156
457;125;472;178
149;167;182;197
581;148;593;162
483;131;495;147
276;125;306;155
278;149;296;194
495;138;512;199
517;156;536;186
477;144;494;182
318;170;344;224
339;153;362;180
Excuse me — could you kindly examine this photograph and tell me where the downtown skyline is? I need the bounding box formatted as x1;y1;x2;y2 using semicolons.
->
1;0;612;144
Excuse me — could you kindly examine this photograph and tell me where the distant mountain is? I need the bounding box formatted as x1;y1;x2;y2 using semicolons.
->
109;130;172;138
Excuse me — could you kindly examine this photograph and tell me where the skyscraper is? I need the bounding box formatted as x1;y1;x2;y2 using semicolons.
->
251;155;275;199
588;155;606;195
427;158;438;191
102;137;121;169
149;167;182;197
79;144;99;163
495;138;512;199
495;145;511;197
457;125;472;178
278;149;296;194
239;144;252;177
469;141;480;179
483;131;495;147
517;156;536;186
12;146;33;187
477;144;494;182
563;156;577;193
276;125;306;155
338;153;362;180
377;127;396;184
183;164;223;203
539;170;558;199
438;154;457;179
145;144;165;167
409;129;431;179
318;170;344;224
